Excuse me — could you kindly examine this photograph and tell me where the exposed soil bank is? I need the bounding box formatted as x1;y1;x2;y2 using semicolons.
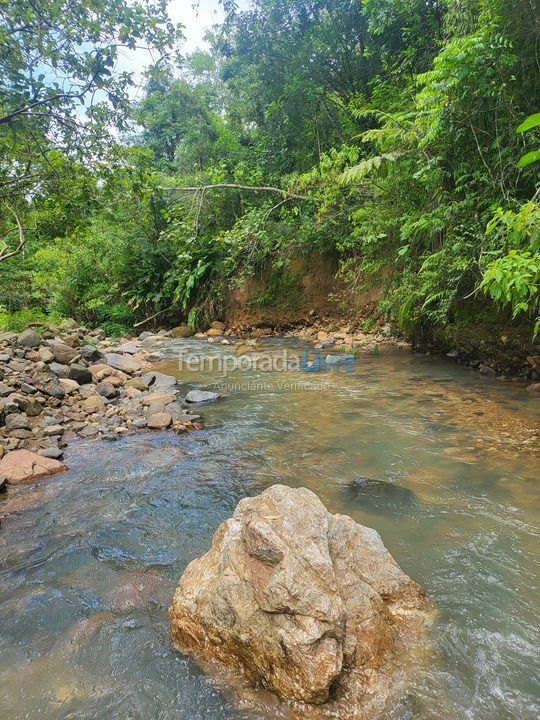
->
219;255;540;380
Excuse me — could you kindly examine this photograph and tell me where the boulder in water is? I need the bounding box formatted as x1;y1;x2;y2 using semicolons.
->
169;484;431;718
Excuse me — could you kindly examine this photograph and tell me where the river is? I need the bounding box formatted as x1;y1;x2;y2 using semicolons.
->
1;337;539;719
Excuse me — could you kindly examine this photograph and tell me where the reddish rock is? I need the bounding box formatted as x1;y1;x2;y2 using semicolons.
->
0;449;67;484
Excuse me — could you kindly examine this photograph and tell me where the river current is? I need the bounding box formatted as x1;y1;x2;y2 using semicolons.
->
1;337;539;719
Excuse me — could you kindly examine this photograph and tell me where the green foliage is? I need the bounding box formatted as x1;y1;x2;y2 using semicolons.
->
1;0;539;343
517;112;540;169
0;306;62;333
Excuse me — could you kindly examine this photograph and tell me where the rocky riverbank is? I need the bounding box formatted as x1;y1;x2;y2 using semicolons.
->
0;321;208;487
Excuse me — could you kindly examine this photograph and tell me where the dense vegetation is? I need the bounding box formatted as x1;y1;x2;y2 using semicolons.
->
1;0;539;341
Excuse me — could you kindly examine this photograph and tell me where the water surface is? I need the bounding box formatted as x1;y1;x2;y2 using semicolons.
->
1;338;539;719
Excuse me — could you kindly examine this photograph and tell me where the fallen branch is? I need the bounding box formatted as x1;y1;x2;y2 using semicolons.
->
159;183;311;201
133;306;173;328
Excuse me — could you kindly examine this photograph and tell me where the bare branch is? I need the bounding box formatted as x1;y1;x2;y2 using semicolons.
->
159;183;312;201
0;204;28;262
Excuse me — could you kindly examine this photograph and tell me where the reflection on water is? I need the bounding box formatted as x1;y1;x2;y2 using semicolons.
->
1;338;539;719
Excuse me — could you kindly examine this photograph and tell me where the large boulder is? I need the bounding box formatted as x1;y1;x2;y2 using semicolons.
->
170;485;431;719
0;449;67;484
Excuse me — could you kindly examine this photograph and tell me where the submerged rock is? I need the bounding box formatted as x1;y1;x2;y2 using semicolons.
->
170;484;431;719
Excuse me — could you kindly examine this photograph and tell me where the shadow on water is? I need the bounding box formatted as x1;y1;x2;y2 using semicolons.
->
0;339;539;719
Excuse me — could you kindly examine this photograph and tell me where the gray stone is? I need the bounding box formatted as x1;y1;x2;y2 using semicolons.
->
43;425;64;437
38;447;64;460
17;328;41;347
5;413;30;431
79;344;102;361
0;384;16;397
68;363;93;385
104;353;141;374
185;390;220;403
119;342;139;354
96;381;118;399
49;362;70;378
141;371;177;390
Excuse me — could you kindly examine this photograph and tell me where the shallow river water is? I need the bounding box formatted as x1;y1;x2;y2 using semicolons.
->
1;338;539;720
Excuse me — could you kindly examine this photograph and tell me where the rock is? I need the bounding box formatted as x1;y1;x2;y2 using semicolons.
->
68;363;93;385
5;413;30;431
59;378;80;394
147;412;172;429
0;473;6;492
119;342;139;354
0;331;17;342
185;390;220;403
89;363;128;383
142;391;176;407
126;377;148;391
206;328;223;337
526;383;540;392
132;418;147;428
20;382;37;394
103;353;141;374
96;381;117;399
138;331;153;340
0;352;11;362
10;394;42;417
141;371;177;390
38;447;64;460
82;395;106;414
43;425;64;437
0;383;16;397
37;346;54;363
172;325;195;338
479;363;496;375
17;328;41;347
49;361;70;378
35;379;65;399
211;321;226;332
79;344;102;361
0;449;67;484
50;342;79;365
170;485;430;716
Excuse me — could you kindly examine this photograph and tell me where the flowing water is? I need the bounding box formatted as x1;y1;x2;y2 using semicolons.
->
1;338;539;720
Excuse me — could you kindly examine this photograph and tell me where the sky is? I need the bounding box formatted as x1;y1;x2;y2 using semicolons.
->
117;0;252;99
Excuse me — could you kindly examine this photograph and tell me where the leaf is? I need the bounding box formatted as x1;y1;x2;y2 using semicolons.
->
517;150;540;168
517;113;540;133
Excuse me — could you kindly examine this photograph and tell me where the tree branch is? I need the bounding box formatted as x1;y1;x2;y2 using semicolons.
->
0;204;28;262
159;183;312;201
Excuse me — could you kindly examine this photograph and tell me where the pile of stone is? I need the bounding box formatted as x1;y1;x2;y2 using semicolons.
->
0;321;213;486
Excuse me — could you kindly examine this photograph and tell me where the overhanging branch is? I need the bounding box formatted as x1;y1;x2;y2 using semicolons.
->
159;183;311;201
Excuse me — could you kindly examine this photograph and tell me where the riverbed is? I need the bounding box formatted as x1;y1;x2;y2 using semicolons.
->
1;338;539;719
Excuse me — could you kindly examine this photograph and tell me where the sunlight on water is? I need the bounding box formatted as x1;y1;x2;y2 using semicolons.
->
1;338;539;719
